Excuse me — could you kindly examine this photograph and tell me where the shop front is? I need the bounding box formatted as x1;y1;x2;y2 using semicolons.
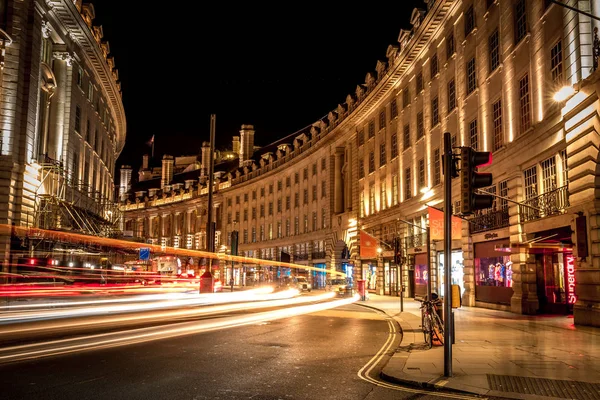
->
473;239;514;306
437;251;464;298
364;261;377;291
413;252;428;298
382;260;399;296
531;227;575;315
312;263;326;289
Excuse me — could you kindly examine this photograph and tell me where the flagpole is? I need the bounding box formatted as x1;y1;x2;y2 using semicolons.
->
152;137;154;158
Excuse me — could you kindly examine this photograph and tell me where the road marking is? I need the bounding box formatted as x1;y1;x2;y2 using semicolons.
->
355;308;486;399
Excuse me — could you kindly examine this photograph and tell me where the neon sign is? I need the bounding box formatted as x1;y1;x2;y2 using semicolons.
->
566;254;577;304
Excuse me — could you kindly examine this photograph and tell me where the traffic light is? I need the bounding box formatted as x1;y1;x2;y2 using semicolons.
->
441;153;460;178
393;237;402;264
460;147;493;215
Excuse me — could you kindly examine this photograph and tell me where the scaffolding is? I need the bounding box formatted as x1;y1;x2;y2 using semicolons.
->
33;157;122;239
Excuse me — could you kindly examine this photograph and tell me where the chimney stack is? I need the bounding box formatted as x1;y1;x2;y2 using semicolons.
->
239;124;255;167
232;136;240;155
161;155;174;189
142;154;149;170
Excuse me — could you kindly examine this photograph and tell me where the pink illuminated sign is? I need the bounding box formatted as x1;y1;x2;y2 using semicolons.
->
566;254;577;304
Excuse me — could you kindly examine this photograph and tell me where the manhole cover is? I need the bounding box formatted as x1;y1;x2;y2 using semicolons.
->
487;374;600;400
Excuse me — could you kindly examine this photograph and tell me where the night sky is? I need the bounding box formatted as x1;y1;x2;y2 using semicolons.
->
92;1;423;176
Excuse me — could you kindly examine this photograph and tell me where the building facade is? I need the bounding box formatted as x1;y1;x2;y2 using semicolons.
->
121;0;600;327
0;1;126;269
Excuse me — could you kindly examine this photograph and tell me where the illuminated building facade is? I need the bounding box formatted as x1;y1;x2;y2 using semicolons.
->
0;1;125;266
121;0;600;327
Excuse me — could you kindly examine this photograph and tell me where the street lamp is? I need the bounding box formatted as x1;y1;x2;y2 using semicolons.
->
553;85;576;102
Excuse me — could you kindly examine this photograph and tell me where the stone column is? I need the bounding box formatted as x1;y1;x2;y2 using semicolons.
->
377;251;384;295
562;76;600;327
461;219;475;306
507;173;538;314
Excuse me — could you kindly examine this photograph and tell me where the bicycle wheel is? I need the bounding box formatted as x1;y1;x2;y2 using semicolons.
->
432;313;444;345
423;315;433;348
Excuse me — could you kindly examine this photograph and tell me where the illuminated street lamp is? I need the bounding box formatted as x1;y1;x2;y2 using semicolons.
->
553;85;576;102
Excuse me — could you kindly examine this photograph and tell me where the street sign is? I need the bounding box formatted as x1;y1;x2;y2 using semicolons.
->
139;247;150;261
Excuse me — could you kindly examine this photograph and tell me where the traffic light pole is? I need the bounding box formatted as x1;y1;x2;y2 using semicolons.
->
443;131;453;378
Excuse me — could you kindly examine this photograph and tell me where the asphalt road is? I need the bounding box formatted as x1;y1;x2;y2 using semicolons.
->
0;301;498;400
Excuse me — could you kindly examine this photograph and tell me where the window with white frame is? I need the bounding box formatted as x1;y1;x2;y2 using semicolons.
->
541;156;557;193
391;99;398;119
499;180;508;209
523;165;538;199
560;149;568;187
467;57;477;94
431;97;439;126
430;53;438;77
492;100;503;151
551;40;563;84
489;29;500;73
469;118;478;150
417;111;424;139
448;79;456;111
403;124;411;150
446;33;455;60
379;110;386;130
519;73;531;133
360;192;365;218
514;0;527;45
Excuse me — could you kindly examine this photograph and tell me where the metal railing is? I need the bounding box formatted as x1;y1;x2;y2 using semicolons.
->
519;186;569;223
294;253;308;261
470;208;509;234
403;232;427;249
311;251;326;259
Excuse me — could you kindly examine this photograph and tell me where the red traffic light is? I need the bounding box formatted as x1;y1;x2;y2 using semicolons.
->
472;151;492;168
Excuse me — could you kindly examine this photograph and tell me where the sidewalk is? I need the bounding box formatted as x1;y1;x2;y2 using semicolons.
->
362;294;600;400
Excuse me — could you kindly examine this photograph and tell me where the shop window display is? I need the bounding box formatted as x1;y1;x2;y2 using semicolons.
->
438;251;464;297
475;256;513;288
415;263;429;285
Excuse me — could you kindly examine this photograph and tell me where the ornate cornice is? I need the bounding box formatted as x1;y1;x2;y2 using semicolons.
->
44;0;126;156
53;51;74;66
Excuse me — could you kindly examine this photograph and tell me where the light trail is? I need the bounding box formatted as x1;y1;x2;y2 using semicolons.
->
0;293;357;364
0;287;294;324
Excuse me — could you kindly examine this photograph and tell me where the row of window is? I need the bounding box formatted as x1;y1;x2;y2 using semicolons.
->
227;183;327;222
226;159;327;206
236;211;328;244
359;0;549;154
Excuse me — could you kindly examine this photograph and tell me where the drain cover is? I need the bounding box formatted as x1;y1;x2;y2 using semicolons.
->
487;374;600;400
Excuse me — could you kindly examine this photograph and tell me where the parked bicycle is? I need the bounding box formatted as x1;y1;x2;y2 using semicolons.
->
419;294;444;348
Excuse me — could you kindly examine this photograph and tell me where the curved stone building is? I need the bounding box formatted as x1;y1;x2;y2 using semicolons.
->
0;1;125;262
121;0;600;327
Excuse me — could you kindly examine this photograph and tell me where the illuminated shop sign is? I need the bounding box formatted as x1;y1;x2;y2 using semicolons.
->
566;254;577;304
